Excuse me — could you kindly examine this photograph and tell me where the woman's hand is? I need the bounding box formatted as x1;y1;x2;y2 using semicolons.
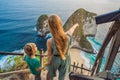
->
66;23;79;36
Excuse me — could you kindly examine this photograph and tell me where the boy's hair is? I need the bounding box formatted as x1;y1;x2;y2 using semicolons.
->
24;43;37;56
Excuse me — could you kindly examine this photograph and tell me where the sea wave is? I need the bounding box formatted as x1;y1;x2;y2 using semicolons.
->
0;49;24;69
80;51;92;68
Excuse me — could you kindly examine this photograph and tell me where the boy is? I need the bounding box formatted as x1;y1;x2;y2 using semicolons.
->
24;43;45;80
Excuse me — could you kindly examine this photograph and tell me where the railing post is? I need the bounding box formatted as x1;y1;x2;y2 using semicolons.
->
75;62;79;72
81;64;83;74
40;49;44;66
73;62;75;71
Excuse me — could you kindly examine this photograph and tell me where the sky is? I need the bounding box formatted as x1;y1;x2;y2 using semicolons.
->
65;0;120;15
1;0;119;15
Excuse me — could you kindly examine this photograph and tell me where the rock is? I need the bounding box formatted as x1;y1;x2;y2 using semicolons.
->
95;23;111;43
64;8;97;51
36;14;50;36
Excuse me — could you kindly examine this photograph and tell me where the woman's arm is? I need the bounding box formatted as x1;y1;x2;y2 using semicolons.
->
45;38;52;66
36;39;52;71
66;23;79;36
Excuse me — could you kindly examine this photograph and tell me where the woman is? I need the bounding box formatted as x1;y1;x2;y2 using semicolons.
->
46;14;78;80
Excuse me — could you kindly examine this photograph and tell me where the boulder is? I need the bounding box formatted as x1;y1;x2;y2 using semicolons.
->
36;14;49;36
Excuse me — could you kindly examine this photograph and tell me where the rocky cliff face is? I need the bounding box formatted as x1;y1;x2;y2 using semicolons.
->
95;23;111;43
36;14;49;36
64;8;97;51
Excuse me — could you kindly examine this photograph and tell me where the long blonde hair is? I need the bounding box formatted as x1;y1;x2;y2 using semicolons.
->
48;14;68;60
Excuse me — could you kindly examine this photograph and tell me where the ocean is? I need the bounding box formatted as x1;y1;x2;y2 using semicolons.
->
0;0;119;76
0;0;78;52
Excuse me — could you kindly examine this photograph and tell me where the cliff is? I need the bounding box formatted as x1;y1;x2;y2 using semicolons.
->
64;8;97;51
36;14;49;36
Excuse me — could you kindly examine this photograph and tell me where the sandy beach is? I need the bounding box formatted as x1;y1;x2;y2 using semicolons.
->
70;48;85;67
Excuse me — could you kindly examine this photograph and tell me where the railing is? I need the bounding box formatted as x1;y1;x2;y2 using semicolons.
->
0;51;47;78
91;9;120;76
0;52;91;78
0;69;30;78
0;51;47;57
0;51;48;64
71;62;91;75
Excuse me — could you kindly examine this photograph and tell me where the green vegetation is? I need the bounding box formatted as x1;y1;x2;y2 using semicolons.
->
12;56;27;70
0;50;42;73
0;56;27;73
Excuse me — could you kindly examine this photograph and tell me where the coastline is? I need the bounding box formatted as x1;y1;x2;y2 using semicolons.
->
70;48;91;75
70;48;85;67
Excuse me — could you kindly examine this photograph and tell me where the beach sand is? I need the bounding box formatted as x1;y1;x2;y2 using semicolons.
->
40;48;90;80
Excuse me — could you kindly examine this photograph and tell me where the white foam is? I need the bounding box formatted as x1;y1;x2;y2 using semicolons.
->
0;49;24;69
33;27;36;31
80;51;92;68
13;49;24;53
0;56;8;68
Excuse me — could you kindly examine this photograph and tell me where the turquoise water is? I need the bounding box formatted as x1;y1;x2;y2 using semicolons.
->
86;37;107;71
87;37;120;75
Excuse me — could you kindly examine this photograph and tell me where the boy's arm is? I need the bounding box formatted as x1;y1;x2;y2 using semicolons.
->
36;66;45;71
35;58;46;71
